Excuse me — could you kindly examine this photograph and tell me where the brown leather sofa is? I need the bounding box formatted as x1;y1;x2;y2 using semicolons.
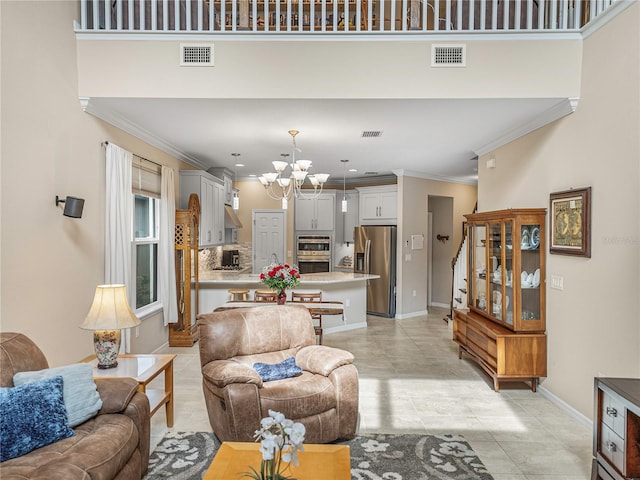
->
198;305;359;444
0;332;150;480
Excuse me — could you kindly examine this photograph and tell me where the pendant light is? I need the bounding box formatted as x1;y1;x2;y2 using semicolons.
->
232;153;241;211
340;159;349;213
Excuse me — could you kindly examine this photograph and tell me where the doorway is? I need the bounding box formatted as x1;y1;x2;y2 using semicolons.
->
427;196;453;309
252;209;286;274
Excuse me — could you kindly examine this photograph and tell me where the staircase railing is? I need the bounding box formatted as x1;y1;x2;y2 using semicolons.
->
447;202;476;323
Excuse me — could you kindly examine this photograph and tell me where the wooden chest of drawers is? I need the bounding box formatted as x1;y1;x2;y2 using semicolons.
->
592;378;640;480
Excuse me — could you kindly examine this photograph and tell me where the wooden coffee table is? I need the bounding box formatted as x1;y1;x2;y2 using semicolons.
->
203;442;350;479
81;353;176;427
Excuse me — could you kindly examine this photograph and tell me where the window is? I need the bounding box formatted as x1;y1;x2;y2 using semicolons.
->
133;194;159;310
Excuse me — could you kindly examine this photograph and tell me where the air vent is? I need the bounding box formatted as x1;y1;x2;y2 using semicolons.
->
364;171;379;175
431;44;466;67
180;43;214;66
362;130;383;138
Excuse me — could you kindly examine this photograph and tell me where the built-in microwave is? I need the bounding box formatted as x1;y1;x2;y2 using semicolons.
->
296;235;331;273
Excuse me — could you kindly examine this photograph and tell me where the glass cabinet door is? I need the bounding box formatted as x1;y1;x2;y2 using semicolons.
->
488;222;502;321
504;221;514;325
473;224;487;313
517;222;543;330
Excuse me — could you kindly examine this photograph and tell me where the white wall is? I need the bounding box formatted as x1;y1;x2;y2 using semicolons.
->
478;3;640;419
396;175;477;318
0;1;191;365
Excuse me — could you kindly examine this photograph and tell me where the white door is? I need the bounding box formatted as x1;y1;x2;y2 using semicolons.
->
252;209;286;274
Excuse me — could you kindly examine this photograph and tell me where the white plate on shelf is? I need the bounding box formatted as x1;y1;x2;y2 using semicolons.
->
533;268;541;287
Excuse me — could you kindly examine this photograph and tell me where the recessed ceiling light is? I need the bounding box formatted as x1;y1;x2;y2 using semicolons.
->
235;163;244;167
348;168;357;172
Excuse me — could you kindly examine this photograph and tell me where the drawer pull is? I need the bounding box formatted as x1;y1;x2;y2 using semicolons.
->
606;406;618;417
606;440;617;453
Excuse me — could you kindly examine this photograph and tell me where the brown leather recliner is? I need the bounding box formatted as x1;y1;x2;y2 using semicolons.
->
0;332;150;480
197;306;359;443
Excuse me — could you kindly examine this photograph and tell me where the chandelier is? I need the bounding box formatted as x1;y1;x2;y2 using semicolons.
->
258;130;329;209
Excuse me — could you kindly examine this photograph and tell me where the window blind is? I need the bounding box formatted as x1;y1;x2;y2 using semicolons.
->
132;156;161;198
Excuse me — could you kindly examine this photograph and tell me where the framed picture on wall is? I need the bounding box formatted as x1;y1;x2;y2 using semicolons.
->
549;187;591;258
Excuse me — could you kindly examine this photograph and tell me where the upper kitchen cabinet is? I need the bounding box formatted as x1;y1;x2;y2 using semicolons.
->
180;170;225;247
207;167;234;206
295;192;335;231
357;185;397;225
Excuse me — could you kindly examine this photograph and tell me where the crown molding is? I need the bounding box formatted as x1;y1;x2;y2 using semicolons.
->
81;97;209;169
393;169;478;186
473;97;579;157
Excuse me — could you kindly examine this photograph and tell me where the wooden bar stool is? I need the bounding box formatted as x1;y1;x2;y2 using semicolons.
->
291;291;323;344
228;289;249;302
254;290;277;303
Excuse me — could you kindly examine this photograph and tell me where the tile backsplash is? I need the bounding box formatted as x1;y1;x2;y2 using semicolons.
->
198;242;252;272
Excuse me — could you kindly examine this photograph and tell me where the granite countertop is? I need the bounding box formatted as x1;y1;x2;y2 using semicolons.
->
198;271;378;284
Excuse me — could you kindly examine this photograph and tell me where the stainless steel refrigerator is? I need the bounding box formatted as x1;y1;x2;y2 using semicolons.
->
354;226;397;318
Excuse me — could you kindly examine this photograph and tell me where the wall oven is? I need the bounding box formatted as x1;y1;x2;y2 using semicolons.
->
296;235;331;274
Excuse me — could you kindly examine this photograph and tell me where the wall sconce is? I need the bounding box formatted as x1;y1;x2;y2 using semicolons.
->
56;195;85;218
436;234;449;243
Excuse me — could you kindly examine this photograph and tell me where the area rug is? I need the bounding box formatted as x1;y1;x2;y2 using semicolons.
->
143;431;494;480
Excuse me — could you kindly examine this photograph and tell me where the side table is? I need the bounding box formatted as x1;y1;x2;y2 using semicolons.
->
203;442;351;479
81;353;176;427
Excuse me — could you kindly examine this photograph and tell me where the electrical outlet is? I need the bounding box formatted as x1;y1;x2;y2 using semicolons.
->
412;290;416;297
405;254;411;262
135;326;140;338
345;298;351;307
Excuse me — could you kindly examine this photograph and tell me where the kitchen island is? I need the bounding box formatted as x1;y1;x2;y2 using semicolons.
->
198;271;378;333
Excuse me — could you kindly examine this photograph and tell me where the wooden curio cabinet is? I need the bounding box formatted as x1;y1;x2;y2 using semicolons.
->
454;209;547;391
170;194;200;347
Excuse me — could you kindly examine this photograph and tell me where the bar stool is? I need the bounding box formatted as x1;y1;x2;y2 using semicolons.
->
228;289;249;302
291;291;323;344
254;290;277;303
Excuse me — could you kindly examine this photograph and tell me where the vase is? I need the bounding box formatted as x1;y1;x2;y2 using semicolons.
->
277;290;287;305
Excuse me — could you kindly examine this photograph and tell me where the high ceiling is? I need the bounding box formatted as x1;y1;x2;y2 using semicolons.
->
87;96;570;185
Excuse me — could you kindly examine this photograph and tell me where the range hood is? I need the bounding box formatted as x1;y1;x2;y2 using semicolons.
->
224;205;243;228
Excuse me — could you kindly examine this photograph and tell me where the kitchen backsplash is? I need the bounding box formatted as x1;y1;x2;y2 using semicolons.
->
198;242;252;272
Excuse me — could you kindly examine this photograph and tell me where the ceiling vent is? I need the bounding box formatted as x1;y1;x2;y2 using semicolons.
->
180;43;214;66
431;44;466;67
362;130;383;138
364;171;379;175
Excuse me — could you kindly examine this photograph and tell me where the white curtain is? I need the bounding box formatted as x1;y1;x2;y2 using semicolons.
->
159;166;178;326
105;143;133;352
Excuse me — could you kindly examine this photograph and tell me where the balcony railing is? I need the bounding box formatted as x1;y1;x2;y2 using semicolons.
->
78;0;618;34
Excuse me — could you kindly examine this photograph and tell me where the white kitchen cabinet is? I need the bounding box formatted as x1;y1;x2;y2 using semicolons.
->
180;170;225;247
342;191;359;243
295;193;335;231
357;185;397;225
208;167;234;206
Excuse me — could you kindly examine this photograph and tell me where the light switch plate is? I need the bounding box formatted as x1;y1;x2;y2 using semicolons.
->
550;275;564;290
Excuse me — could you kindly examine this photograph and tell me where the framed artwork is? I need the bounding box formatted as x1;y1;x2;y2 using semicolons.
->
549;187;591;257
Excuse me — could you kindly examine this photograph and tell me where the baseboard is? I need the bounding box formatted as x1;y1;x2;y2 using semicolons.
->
324;322;367;335
395;310;428;319
538;385;592;429
430;302;450;309
152;341;170;354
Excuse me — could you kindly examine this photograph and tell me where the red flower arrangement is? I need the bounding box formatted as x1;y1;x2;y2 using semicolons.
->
259;263;301;293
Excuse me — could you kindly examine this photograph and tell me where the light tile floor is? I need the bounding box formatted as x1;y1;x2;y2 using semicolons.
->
149;307;593;480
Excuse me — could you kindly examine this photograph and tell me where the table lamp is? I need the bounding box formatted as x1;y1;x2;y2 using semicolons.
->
80;284;141;369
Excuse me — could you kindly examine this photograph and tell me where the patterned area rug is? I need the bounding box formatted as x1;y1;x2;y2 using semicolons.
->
143;431;494;480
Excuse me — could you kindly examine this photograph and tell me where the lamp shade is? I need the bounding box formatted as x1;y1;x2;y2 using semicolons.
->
80;284;141;330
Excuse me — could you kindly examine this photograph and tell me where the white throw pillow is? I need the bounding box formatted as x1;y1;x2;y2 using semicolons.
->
14;363;102;427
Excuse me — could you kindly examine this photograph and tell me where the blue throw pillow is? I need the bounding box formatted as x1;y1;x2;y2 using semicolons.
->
14;363;102;427
253;357;303;382
0;375;75;462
